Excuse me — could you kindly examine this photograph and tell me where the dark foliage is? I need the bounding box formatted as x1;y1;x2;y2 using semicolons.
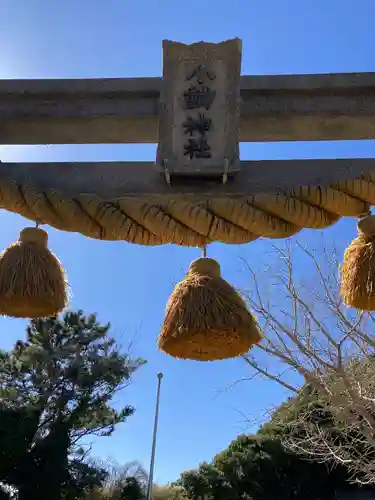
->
0;311;145;500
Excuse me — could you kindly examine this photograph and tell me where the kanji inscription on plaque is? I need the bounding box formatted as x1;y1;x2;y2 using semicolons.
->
157;39;242;176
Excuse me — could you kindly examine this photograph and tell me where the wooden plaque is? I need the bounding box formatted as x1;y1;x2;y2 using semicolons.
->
157;39;242;177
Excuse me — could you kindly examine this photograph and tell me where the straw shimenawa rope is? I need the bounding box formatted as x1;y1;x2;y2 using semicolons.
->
1;175;375;245
0;227;68;318
158;257;262;361
341;214;375;310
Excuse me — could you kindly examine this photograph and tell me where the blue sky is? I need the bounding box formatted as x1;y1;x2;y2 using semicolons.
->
1;0;375;485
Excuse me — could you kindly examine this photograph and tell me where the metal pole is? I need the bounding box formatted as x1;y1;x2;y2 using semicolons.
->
146;372;163;500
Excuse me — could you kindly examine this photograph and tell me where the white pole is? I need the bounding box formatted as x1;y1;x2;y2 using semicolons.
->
146;372;163;500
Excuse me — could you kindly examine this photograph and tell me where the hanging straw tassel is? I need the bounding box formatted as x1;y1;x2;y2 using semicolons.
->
341;214;375;310
0;227;68;318
158;257;261;361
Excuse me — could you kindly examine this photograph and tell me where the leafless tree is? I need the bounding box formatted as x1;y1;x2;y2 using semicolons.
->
84;460;148;500
238;236;375;484
83;461;186;500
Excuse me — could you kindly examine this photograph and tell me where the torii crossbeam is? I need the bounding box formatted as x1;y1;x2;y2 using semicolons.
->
2;71;375;145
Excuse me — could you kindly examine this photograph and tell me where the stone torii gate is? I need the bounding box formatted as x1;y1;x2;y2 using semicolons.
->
0;38;374;360
1;40;375;245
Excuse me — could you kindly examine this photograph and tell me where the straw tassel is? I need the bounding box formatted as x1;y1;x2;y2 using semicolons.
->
158;256;261;361
0;227;68;318
341;214;375;311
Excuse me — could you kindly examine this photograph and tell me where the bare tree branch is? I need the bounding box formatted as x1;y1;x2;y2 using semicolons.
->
237;237;375;484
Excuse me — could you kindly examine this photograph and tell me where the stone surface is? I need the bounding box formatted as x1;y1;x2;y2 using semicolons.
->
2;72;375;144
1;158;374;200
157;39;242;176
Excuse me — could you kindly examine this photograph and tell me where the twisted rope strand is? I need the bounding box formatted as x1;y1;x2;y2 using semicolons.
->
0;177;372;246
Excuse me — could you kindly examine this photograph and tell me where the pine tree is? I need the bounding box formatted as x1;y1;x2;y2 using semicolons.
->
0;310;145;500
